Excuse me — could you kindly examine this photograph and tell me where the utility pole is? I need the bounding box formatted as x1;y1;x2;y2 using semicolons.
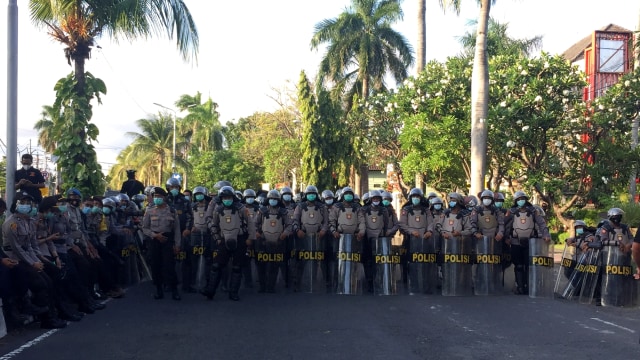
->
6;0;18;203
629;9;640;202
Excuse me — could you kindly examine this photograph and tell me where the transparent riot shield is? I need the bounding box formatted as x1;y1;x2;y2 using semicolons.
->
408;235;438;295
118;232;133;286
553;243;576;299
373;237;398;295
442;236;473;296
600;246;634;307
256;239;286;293
135;228;152;281
528;238;554;298
128;242;140;285
474;236;502;296
577;247;602;305
560;248;596;301
336;234;365;295
297;234;326;294
191;231;209;291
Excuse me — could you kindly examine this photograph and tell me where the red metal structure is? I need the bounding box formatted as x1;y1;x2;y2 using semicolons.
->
583;30;634;102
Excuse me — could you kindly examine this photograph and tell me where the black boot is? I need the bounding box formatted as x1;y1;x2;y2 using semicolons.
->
200;266;221;300
22;296;49;316
171;287;181;301
154;285;164;300
266;264;279;293
229;271;242;301
515;269;526;295
3;297;28;329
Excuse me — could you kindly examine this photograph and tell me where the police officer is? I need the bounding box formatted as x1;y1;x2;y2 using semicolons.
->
292;185;328;292
505;191;550;295
280;186;297;288
14;154;46;204
120;169;145;198
2;192;67;329
473;190;505;242
399;188;433;292
329;187;365;240
165;177;194;293
201;186;256;301
142;187;182;300
360;190;395;292
242;189;260;289
190;186;211;292
254;190;292;293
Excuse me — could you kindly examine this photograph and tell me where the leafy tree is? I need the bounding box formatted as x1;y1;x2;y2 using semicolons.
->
310;0;414;106
458;18;542;59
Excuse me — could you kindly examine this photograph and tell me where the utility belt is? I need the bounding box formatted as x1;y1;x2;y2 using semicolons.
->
2;245;12;252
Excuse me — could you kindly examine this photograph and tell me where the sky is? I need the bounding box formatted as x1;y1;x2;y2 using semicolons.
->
0;0;639;176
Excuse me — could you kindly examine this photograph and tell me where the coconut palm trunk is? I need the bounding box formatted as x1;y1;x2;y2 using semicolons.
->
469;0;491;197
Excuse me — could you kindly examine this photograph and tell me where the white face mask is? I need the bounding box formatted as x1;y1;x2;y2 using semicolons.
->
22;165;31;170
482;199;492;206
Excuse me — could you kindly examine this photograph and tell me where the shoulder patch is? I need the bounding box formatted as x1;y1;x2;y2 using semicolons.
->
10;223;17;231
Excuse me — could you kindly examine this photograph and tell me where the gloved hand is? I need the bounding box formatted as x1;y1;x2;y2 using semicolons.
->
297;229;305;239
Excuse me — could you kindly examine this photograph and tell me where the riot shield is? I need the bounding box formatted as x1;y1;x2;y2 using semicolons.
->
128;242;140;285
474;236;502;296
117;233;132;286
553;243;576;299
407;235;438;295
373;237;399;295
135;228;152;281
191;231;209;291
600;246;634;307
442;236;473;296
576;248;602;305
336;234;365;295
559;248;596;301
297;233;326;293
528;238;554;298
256;239;285;293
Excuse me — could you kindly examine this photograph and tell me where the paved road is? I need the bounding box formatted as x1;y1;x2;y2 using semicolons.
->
1;280;639;360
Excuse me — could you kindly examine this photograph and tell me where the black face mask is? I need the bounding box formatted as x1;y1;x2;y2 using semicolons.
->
69;199;81;207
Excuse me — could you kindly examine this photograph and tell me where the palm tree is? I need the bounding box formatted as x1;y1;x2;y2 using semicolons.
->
29;1;198;93
33;105;60;153
458;18;542;59
311;0;414;105
126;115;188;185
175;92;224;153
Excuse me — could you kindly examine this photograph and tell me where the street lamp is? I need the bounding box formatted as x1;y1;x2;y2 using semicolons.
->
153;102;177;172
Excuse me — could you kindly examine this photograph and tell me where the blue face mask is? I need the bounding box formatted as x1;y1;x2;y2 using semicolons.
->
268;199;278;207
45;212;55;219
170;189;180;197
246;197;255;205
153;198;164;206
411;197;421;206
306;194;317;202
325;199;334;205
282;194;292;202
82;207;91;215
16;204;31;215
494;202;503;209
343;194;354;202
517;199;526;208
576;228;584;235
102;207;111;215
448;201;457;209
433;204;442;211
120;205;127;210
222;199;233;207
29;208;38;217
185;195;191;202
91;206;101;214
58;205;67;213
195;194;205;202
382;200;390;207
372;200;380;206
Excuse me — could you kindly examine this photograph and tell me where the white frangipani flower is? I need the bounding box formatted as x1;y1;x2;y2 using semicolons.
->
534;95;543;102
522;125;530;131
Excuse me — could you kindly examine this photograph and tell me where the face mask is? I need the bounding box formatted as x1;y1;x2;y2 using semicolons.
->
306;194;317;202
58;205;67;213
69;199;80;207
185;196;191;202
170;189;180;197
482;199;492;206
343;194;354;202
610;216;622;225
153;198;164;206
268;199;278;207
411;197;421;206
222;199;233;207
102;207;111;215
382;200;390;207
372;200;380;206
433;204;442;211
495;201;503;208
82;207;91;215
246;197;255;204
576;228;584;235
448;201;457;209
22;165;30;170
91;206;101;214
29;208;38;217
325;199;334;205
517;199;526;207
45;212;55;219
282;194;292;202
195;194;205;202
428;198;434;204
16;204;31;214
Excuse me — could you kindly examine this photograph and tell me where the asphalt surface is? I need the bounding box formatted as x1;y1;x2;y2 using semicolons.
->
1;279;639;360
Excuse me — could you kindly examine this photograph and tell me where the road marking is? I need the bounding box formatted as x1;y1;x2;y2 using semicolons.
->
590;318;636;333
0;329;59;360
